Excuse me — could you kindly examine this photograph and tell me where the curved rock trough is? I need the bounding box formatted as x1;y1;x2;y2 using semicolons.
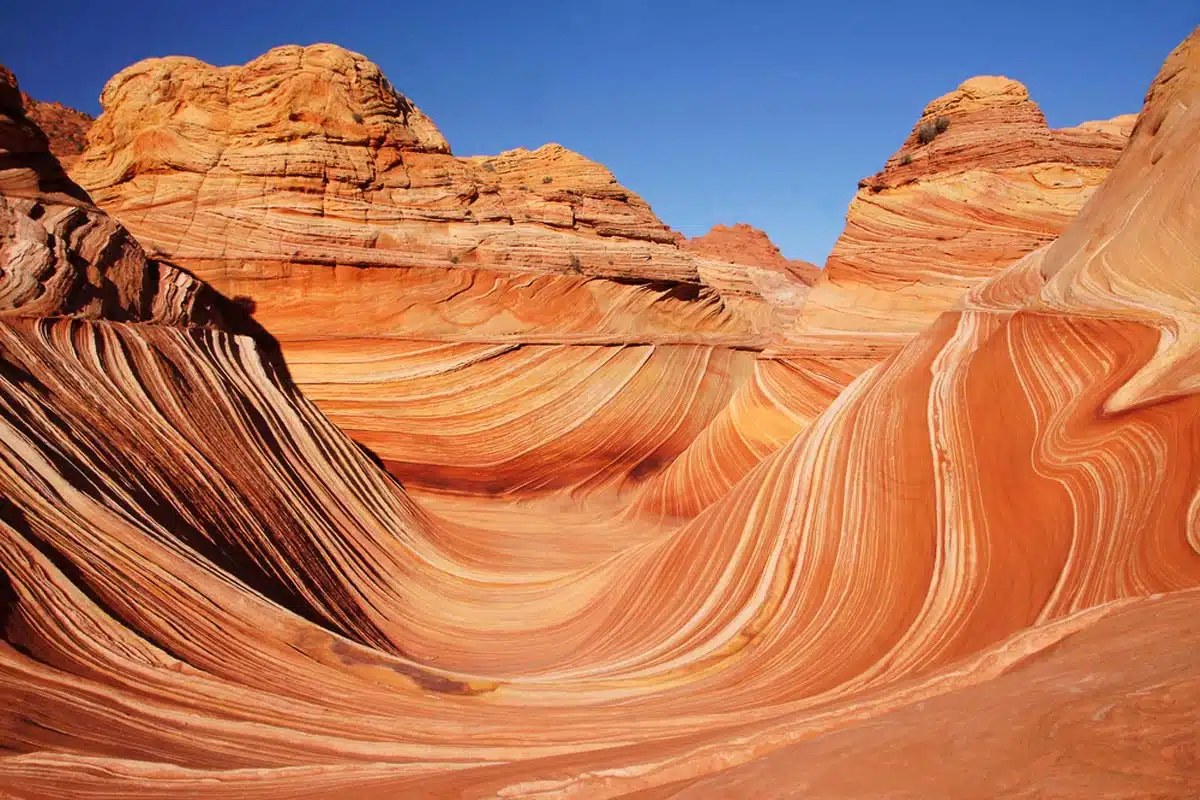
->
1;29;1198;799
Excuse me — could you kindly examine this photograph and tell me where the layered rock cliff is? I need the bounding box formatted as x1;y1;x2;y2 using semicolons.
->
632;75;1138;518
63;45;1140;513
71;44;807;325
786;75;1132;351
0;64;231;326
1;27;1198;799
68;44;817;498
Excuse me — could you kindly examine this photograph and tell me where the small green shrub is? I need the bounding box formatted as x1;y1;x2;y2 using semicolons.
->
898;153;913;166
481;162;496;172
351;112;364;124
542;176;553;184
917;116;951;145
449;254;460;264
568;254;582;272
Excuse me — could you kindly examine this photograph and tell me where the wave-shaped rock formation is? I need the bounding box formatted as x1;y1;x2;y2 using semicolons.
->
704;71;1143;516
2;28;1199;798
795;74;1134;347
644;72;1140;516
68;44;826;507
68;44;1139;516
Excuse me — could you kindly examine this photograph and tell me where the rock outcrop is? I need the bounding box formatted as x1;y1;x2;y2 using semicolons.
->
797;75;1132;346
2;28;1198;800
682;222;820;284
71;44;807;320
19;92;93;168
633;77;1138;518
681;222;819;322
0;64;231;326
69;44;816;496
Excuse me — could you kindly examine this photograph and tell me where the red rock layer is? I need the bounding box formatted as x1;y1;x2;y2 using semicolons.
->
681;223;820;285
783;74;1133;354
19;92;93;169
0;27;1198;799
656;591;1200;799
70;44;807;312
635;79;1137;519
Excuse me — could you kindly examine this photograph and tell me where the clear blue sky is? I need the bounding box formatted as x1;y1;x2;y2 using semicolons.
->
4;1;1195;264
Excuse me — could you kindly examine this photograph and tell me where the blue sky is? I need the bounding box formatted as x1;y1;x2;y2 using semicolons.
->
4;1;1195;264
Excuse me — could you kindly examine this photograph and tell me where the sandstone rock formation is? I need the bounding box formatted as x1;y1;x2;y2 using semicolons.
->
63;45;1139;517
682;223;818;282
816;74;1133;340
633;76;1139;518
71;44;807;322
663;72;1143;518
68;44;818;500
0;64;232;326
1;27;1198;800
19;91;92;168
681;222;819;326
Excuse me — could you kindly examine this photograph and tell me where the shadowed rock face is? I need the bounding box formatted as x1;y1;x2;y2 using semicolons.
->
0;63;231;326
19;92;93;169
0;28;1198;800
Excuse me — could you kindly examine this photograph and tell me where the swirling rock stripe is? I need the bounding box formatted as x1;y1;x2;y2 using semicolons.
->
1;26;1198;800
289;337;754;496
2;283;1198;796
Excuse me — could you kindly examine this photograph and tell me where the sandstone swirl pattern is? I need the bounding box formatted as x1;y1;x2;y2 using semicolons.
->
68;45;1135;520
68;44;818;515
0;29;1199;799
631;75;1137;518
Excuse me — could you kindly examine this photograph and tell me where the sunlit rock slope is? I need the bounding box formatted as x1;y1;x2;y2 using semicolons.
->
1;27;1198;800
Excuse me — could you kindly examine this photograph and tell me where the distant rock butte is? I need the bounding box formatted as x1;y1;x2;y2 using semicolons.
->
20;92;93;169
681;223;820;284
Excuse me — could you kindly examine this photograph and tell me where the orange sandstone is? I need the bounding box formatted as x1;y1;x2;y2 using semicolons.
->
0;28;1197;800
